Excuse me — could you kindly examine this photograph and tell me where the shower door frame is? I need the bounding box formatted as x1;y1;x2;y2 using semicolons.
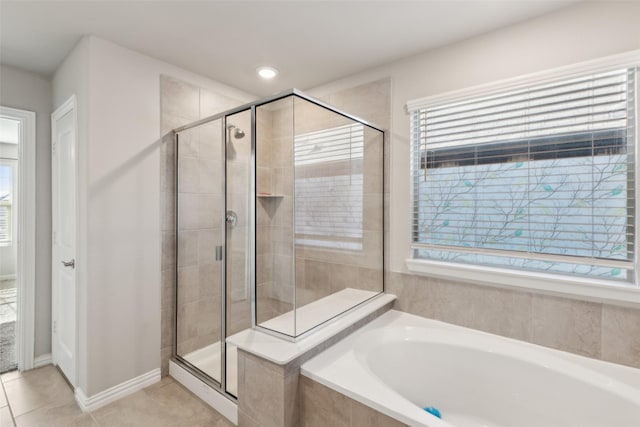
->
172;115;225;397
172;104;256;401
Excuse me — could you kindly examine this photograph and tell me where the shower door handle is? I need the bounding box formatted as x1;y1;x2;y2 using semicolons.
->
215;246;223;261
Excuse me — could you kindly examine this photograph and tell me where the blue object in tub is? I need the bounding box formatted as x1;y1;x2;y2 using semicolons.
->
424;406;442;419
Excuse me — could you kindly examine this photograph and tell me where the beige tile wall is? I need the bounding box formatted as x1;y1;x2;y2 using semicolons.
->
237;299;395;427
159;75;247;374
300;377;406;427
237;352;300;427
387;271;640;369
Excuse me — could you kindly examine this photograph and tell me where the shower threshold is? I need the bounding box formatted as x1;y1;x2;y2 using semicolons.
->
169;358;238;425
182;341;239;396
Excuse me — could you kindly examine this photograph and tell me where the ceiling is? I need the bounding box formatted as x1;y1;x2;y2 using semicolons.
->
0;1;579;96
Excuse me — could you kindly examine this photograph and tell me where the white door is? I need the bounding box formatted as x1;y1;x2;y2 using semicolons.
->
51;96;77;386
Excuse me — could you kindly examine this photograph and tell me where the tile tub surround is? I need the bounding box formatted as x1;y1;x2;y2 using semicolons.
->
300;377;406;427
234;294;396;427
387;271;640;369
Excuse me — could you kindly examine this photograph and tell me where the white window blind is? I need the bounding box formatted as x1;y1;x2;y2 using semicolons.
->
0;163;13;245
0;203;10;244
294;123;364;250
410;68;636;282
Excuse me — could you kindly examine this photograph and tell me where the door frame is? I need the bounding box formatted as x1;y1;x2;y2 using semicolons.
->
0;106;36;371
51;94;78;385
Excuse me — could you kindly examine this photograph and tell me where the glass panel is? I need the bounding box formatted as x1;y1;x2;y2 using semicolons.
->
255;97;296;337
293;96;383;336
176;118;224;384
225;109;252;396
254;94;384;339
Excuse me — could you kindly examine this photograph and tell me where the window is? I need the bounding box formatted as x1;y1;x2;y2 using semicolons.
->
410;67;637;284
0;117;19;246
294;123;364;250
0;162;14;246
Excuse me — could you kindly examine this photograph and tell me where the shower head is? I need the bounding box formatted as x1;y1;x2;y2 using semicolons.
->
227;124;245;139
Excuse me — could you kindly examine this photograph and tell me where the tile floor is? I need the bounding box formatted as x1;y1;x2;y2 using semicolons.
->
0;365;234;427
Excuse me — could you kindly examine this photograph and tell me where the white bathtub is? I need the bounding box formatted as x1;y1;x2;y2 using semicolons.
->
301;310;640;427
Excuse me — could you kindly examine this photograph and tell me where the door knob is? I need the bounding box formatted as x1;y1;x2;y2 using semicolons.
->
61;259;75;269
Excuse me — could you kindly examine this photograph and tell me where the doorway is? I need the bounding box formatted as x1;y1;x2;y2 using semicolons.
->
0;106;36;374
0;118;18;373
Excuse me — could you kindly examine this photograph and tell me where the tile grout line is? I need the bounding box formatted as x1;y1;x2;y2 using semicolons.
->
0;373;17;426
4;366;91;424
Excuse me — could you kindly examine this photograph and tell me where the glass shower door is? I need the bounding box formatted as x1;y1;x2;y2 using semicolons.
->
175;118;225;385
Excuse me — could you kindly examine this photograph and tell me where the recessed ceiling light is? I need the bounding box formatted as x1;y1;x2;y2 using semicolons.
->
257;66;278;80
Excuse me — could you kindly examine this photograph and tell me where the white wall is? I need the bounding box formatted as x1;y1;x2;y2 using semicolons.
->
52;36;90;391
308;1;640;273
70;36;254;397
0;64;53;358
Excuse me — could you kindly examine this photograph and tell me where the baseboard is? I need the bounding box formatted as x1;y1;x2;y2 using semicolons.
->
75;368;161;412
33;353;52;368
170;360;237;425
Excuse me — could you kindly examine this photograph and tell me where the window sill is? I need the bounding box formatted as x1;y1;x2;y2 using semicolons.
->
405;258;640;306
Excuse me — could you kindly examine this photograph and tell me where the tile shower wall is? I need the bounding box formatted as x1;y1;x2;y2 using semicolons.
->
312;78;391;284
300;376;406;427
256;100;296;324
160;75;248;374
387;271;640;369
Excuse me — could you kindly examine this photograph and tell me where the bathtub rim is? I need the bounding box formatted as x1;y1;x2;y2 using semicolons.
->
301;309;640;427
352;326;640;407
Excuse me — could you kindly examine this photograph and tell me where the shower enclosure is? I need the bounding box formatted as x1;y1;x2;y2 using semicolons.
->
173;89;384;399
